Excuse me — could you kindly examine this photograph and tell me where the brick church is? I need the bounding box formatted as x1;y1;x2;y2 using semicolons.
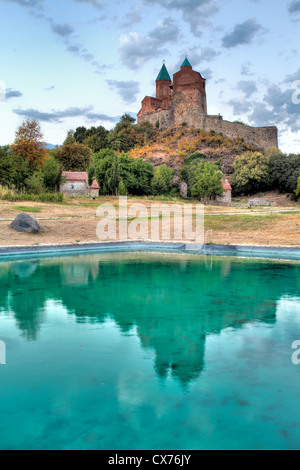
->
138;58;207;122
137;59;278;150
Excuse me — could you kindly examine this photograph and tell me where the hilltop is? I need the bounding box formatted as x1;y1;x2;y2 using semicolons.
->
128;125;260;175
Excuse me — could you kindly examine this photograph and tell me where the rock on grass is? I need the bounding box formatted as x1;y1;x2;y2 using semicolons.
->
10;213;40;234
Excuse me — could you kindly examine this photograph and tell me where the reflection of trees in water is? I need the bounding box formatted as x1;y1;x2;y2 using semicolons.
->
0;254;299;382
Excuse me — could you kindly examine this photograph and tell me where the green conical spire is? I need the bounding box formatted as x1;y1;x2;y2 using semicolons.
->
156;63;171;81
181;57;192;68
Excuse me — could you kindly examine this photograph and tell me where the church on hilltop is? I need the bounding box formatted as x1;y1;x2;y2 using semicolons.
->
137;59;278;150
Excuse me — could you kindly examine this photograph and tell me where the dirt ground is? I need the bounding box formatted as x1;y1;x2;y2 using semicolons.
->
0;194;300;247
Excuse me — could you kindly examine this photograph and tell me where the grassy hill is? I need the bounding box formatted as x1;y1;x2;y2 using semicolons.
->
129;125;260;175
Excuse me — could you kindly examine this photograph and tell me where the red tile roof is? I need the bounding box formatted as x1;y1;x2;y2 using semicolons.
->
222;178;232;191
90;179;100;190
62;171;88;182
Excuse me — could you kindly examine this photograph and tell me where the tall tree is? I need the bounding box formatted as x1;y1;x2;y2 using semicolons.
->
63;130;76;145
10;119;47;168
56;143;92;171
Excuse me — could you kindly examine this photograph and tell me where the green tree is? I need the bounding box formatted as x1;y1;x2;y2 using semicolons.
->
63;130;76;145
94;150;154;196
94;150;115;195
88;161;96;186
151;165;173;195
108;114;138;152
73;126;88;144
83;134;104;153
119;154;154;195
0;147;31;190
180;153;207;184
42;155;62;191
268;148;300;193
190;161;224;200
231;151;271;195
109;153;121;195
56;143;92;171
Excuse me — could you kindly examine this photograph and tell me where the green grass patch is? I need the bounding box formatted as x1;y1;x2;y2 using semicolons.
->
13;206;41;213
204;214;279;231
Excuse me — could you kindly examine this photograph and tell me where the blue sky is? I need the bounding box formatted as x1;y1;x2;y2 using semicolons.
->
0;0;300;152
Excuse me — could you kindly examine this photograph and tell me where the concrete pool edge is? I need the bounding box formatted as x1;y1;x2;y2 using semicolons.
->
0;241;300;260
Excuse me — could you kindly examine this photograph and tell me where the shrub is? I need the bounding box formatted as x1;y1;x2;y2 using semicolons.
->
25;172;45;194
118;179;127;195
151;165;173;195
190;161;224;200
42;156;62;191
268;148;300;193
231;151;271;195
0;185;63;202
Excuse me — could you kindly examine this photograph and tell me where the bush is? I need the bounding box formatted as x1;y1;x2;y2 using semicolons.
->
0;185;63;202
94;151;154;196
42;156;62;191
118;179;127;195
151;165;173;195
231;151;271;195
25;172;45;194
190;161;224;200
268;148;300;193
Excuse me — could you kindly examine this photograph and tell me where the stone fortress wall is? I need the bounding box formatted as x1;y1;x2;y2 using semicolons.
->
137;60;278;151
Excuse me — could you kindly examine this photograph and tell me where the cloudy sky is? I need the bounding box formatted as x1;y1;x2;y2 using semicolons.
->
0;0;300;152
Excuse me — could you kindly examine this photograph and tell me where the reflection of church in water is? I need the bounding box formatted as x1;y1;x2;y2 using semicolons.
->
1;254;298;384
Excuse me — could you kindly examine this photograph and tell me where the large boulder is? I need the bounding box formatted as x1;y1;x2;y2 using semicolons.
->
10;213;40;234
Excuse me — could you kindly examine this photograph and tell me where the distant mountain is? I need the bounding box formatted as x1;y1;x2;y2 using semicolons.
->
2;143;60;150
46;143;60;150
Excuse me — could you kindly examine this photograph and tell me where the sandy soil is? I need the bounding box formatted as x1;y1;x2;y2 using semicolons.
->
0;196;300;247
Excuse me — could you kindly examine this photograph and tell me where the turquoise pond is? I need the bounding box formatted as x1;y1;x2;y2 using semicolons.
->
0;251;300;450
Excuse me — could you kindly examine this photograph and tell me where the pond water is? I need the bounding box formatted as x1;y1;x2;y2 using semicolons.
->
0;252;300;450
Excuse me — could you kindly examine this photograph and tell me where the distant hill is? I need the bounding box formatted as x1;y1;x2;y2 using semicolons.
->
46;143;60;150
2;143;59;150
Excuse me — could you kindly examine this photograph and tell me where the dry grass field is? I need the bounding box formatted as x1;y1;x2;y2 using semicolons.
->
0;195;300;247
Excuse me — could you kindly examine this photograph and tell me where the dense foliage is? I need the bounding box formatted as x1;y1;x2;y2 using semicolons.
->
190;162;223;200
93;149;154;196
267;148;300;194
56;143;92;171
0;120;63;198
231;151;271;195
10;119;47;168
1;116;300;203
151;165;173;195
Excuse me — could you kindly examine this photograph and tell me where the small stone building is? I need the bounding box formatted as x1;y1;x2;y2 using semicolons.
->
217;178;232;203
60;172;100;197
89;179;100;198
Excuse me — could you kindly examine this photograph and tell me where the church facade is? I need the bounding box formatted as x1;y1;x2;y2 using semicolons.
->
137;59;278;150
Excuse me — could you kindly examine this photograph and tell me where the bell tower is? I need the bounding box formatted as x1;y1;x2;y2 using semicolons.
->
155;63;172;109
